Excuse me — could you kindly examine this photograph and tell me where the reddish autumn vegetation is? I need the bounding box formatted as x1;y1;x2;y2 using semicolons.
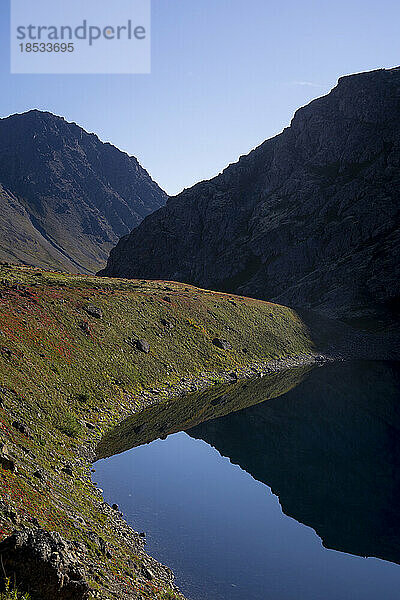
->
0;264;314;599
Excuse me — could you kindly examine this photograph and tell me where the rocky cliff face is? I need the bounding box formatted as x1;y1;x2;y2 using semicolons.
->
0;110;166;273
101;68;400;321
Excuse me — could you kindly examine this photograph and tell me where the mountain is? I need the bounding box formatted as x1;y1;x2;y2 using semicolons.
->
0;110;166;273
100;67;400;322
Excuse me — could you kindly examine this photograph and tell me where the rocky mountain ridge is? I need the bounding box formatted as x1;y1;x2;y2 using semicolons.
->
101;67;400;322
0;110;166;273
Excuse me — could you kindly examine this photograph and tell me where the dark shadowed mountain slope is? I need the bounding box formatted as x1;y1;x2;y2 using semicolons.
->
0;110;166;273
101;68;400;322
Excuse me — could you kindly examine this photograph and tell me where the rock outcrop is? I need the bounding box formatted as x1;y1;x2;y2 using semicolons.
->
101;67;400;322
0;529;90;600
0;111;166;273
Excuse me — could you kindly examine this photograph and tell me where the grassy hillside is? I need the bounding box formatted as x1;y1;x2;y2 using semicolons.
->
0;186;76;273
0;264;315;599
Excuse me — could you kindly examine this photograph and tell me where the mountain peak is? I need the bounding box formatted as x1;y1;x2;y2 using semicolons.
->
0;111;166;273
100;67;400;323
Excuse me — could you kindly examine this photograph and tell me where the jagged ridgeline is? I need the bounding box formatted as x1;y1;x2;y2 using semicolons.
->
101;67;400;322
0;111;166;274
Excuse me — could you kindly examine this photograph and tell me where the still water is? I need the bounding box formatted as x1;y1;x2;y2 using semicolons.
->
95;362;400;600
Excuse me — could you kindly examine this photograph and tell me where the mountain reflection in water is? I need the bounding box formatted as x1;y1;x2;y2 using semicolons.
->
95;365;310;459
95;361;400;600
188;361;400;565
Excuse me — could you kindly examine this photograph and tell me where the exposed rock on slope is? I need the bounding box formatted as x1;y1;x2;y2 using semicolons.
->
101;68;400;321
0;529;90;600
0;110;166;273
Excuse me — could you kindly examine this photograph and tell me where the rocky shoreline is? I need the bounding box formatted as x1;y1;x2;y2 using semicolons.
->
0;265;398;599
2;335;400;600
1;335;399;599
0;351;327;600
11;351;354;599
83;350;329;461
75;331;400;596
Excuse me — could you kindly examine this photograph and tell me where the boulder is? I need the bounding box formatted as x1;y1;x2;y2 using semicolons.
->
136;339;150;353
0;529;90;600
11;421;30;437
212;338;232;350
79;321;91;335
84;305;103;319
0;454;16;472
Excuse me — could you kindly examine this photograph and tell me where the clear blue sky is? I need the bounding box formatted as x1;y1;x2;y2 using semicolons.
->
1;0;399;195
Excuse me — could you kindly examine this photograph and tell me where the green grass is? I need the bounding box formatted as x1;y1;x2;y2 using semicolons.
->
0;264;315;599
0;265;314;435
55;411;83;438
0;580;30;600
